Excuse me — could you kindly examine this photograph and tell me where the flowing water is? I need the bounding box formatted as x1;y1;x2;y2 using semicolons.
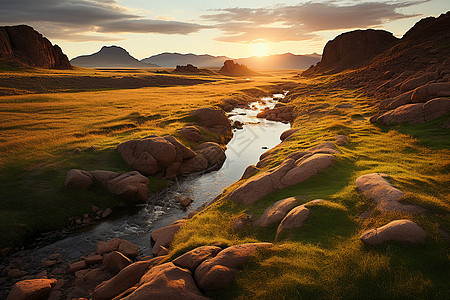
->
27;94;290;266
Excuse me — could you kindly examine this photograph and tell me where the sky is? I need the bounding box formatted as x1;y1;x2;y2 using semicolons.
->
0;0;448;60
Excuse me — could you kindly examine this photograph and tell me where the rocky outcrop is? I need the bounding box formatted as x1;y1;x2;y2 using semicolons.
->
356;173;424;213
117;135;225;178
6;278;57;300
372;98;450;125
257;105;297;123
219;60;259;77
64;169;149;203
303;29;398;75
173;246;222;272
360;220;427;245
0;25;71;69
229;142;339;205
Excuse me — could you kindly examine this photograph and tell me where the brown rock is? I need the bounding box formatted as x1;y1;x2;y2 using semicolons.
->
360;219;427;245
422;97;450;122
69;260;87;273
93;257;165;300
64;169;94;189
240;165;260;180
281;154;335;186
173;246;222;272
180;154;209;175
280;128;299;141
400;72;439;93
275;205;311;241
164;136;197;160
106;171;149;203
7;268;22;278
125;262;208;299
254;197;300;227
96;238;139;258
196;142;226;166
84;255;103;265
151;219;187;256
101;208;112;218
191;107;232;135
334;135;348;146
6;278;57;300
103;251;132;273
195;243;272;291
356;173;424;213
410;82;450;103
229;158;295;205
179;126;203;142
175;196;194;208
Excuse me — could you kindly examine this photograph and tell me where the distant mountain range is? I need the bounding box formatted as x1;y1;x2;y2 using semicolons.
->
70;46;159;68
142;52;321;69
70;46;321;70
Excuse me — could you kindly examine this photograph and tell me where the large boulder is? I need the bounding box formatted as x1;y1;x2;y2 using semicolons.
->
122;262;208;300
194;243;272;291
6;278;57;300
0;25;71;69
356;173;424;213
275;205;311;242
360;220;427;245
191;107;232;136
178;126;203;142
151;219;187;256
410;83;450;103
281;154;335;186
196;142;226;166
64;169;94;189
93;257;165;300
180;155;209;175
280;128;299;141
103;251;132;273
254;197;300;227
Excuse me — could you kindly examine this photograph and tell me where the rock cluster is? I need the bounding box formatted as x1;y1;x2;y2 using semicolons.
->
64;169;149;203
190;107;232;136
257;105;297;123
117;135;226;178
230;142;340;205
219;60;259;77
0;25;71;69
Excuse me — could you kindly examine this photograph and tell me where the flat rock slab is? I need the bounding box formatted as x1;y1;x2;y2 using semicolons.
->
356;173;424;213
360;219;427;245
195;243;272;291
7;278;57;300
254;197;300;227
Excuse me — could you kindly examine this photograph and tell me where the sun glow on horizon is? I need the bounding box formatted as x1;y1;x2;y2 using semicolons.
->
251;43;269;57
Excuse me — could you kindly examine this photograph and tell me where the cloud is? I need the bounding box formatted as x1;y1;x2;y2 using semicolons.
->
0;0;206;41
202;1;426;43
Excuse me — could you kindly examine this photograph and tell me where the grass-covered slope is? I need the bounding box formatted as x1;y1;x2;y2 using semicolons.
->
169;77;450;299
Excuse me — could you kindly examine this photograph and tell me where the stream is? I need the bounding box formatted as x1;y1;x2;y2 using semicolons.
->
26;93;290;267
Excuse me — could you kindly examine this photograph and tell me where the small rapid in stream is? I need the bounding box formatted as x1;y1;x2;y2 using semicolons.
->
27;93;290;267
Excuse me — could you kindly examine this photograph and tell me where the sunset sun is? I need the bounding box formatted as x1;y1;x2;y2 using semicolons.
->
252;43;269;57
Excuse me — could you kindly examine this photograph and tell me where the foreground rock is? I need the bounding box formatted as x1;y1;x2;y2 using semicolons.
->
151;219;187;256
356;173;424;213
229;142;338;205
7;278;57;300
123;262;208;299
254;197;300;227
93;257;164;300
172;246;222;272
64;169;149;202
194;243;272;291
360;220;427;245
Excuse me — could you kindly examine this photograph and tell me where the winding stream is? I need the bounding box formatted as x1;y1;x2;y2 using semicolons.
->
27;94;290;267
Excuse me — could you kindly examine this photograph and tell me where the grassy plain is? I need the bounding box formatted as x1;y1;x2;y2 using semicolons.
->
0;67;295;248
1;67;449;298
